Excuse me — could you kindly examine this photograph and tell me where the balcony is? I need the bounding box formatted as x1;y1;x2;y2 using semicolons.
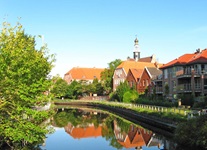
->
177;83;202;93
195;83;202;92
155;87;163;93
176;70;191;78
176;69;202;78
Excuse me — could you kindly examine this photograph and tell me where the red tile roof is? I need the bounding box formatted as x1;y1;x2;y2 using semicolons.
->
117;61;157;75
65;125;102;139
129;68;143;82
118;132;145;148
160;48;207;69
65;67;105;80
188;48;207;64
117;126;153;148
138;56;153;63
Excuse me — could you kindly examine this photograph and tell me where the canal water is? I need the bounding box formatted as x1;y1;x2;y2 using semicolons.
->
40;107;177;150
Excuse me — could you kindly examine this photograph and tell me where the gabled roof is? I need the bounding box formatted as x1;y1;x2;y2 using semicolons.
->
117;126;153;148
146;67;162;80
116;61;157;75
160;48;207;69
129;68;143;82
65;67;105;80
118;132;145;148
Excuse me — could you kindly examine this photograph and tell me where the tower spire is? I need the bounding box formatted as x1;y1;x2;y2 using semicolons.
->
133;37;140;61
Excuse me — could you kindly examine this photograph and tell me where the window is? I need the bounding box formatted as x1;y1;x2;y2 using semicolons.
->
146;80;148;86
164;69;168;79
131;81;134;88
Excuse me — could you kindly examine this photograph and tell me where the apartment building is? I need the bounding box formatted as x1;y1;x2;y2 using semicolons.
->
154;48;207;99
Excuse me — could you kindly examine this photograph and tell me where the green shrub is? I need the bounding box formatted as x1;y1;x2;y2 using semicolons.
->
123;90;139;103
174;115;207;149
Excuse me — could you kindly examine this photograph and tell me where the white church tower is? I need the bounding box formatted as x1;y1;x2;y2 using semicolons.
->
133;37;140;61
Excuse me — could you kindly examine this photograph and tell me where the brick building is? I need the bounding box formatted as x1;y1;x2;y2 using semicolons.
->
154;48;207;100
64;67;105;84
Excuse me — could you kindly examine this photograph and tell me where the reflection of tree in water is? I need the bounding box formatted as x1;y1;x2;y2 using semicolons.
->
53;108;108;128
101;116;124;149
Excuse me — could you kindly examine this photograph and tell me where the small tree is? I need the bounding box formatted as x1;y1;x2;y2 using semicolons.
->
123;89;139;103
91;78;104;95
164;83;169;98
66;80;79;99
115;81;131;102
101;59;122;94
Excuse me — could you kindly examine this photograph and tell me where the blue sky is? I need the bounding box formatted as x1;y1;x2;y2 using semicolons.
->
1;0;207;77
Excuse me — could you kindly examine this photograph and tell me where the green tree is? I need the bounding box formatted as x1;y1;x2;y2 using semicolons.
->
65;80;88;99
65;80;78;99
164;83;169;98
123;89;139;103
174;115;207;149
0;22;55;148
101;59;122;94
50;76;68;98
115;81;131;102
90;78;104;96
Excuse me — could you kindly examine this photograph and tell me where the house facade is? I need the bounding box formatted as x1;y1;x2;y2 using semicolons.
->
113;61;158;91
155;48;207;99
126;67;162;94
64;67;105;84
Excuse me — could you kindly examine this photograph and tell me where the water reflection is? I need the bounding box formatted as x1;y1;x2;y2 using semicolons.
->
45;108;177;150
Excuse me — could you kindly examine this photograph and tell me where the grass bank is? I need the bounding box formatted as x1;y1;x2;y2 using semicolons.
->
54;99;188;123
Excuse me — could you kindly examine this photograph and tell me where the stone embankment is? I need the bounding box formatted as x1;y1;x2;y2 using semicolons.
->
54;101;177;136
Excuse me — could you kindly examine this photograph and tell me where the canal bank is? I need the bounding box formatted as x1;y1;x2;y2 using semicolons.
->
54;101;177;137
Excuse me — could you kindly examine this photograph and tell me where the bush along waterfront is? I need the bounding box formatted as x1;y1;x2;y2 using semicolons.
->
0;22;55;149
174;114;207;149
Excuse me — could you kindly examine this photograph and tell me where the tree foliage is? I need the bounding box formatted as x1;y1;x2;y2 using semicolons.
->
116;81;131;102
174;115;207;149
0;22;55;148
164;83;169;96
101;59;122;94
123;89;139;103
65;79;104;99
50;76;68;98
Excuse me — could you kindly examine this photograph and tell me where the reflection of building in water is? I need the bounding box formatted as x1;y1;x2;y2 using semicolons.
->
64;123;102;139
113;120;161;149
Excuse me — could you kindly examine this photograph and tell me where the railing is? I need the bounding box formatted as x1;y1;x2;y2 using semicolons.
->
176;70;184;76
183;84;191;91
195;83;202;91
177;84;191;92
177;83;202;92
155;87;163;93
176;69;204;77
108;102;207;120
116;103;189;117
